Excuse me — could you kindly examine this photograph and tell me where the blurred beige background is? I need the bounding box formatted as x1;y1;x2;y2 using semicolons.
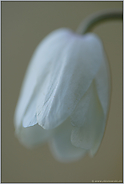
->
2;1;122;183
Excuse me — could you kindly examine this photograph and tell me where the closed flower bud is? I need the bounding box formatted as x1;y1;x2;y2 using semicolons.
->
14;28;111;162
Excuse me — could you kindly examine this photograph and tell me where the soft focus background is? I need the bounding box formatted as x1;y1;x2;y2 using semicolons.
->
2;1;122;183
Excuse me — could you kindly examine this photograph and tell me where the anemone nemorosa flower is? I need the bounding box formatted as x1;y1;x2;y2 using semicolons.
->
14;28;111;162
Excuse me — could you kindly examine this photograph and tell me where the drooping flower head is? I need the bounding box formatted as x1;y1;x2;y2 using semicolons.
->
14;28;111;162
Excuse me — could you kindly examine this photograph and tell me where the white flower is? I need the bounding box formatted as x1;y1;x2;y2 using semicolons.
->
14;28;111;162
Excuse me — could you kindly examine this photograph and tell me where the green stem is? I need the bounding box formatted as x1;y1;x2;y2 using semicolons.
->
76;9;123;35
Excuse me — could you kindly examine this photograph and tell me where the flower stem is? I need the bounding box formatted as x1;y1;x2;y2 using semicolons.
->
76;9;123;35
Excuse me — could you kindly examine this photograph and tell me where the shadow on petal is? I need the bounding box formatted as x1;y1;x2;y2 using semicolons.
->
49;118;87;162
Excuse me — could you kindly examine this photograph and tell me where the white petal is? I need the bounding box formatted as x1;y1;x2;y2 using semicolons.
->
95;55;111;116
37;33;103;130
14;28;72;129
70;36;110;127
15;123;53;148
70;83;92;127
49;118;87;162
71;81;105;152
89;126;105;157
22;89;38;127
